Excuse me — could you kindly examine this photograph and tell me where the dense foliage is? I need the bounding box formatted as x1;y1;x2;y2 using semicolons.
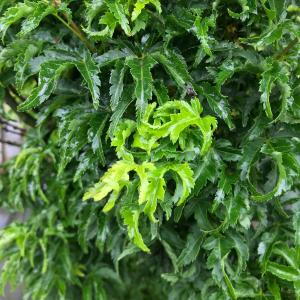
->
0;0;300;299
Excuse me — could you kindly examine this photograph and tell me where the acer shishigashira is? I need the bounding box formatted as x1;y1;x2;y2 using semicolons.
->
0;0;299;299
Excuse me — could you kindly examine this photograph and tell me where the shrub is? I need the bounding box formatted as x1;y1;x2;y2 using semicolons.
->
0;0;300;299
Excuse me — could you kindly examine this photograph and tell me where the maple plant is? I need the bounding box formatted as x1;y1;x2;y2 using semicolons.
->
0;0;300;299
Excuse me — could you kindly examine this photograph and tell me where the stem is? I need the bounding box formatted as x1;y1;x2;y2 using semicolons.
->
274;38;299;60
54;13;96;53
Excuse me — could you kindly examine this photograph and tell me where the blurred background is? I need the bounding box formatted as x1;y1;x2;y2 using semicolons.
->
0;120;23;300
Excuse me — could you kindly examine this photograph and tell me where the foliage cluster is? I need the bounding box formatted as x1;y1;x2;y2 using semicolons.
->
0;0;300;299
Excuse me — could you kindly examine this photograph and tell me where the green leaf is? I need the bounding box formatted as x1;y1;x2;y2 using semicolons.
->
177;230;203;267
18;50;101;111
18;60;67;111
259;59;292;120
75;51;101;109
0;3;33;39
222;259;237;300
272;243;298;269
90;114;109;166
224;186;249;228
109;61;126;111
131;11;148;35
15;42;41;90
266;262;300;282
18;2;55;37
84;0;105;30
215;59;235;91
294;212;300;261
84;11;117;39
95;48;133;66
105;0;131;36
199;82;235;130
107;85;134;138
193;15;215;57
160;240;178;273
250;144;288;202
153;80;170;105
193;149;219;195
267;276;282;300
126;55;156;119
213;168;236;212
154;50;192;88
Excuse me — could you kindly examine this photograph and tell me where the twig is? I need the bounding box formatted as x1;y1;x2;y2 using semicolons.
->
54;13;96;53
40;0;96;52
274;38;299;60
0;138;21;147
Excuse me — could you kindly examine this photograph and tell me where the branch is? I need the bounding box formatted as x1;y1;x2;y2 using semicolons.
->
54;13;96;53
0;138;21;147
4;89;36;127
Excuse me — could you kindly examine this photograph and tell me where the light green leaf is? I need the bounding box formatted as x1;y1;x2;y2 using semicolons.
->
143;98;217;155
272;243;298;269
131;0;162;21
122;209;150;252
83;160;133;203
120;181;150;252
